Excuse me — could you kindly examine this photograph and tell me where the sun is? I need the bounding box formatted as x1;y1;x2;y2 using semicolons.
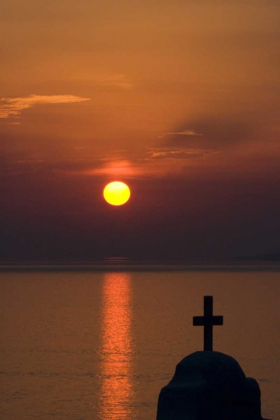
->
103;181;131;206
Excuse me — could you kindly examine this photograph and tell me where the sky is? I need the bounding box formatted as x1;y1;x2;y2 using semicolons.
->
1;0;280;262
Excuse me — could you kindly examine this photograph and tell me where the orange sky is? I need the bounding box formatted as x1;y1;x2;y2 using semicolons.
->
1;0;280;261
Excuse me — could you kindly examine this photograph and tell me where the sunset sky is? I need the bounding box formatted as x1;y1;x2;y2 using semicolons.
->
1;0;280;261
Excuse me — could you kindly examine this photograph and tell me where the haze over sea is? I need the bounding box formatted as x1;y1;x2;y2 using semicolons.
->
1;264;279;420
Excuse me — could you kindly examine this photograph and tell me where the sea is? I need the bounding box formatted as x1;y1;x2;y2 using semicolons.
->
0;263;279;420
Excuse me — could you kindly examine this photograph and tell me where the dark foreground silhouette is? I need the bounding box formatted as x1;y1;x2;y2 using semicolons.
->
156;297;270;420
157;351;268;420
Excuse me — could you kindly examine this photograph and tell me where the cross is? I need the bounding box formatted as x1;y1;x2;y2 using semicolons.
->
193;296;223;351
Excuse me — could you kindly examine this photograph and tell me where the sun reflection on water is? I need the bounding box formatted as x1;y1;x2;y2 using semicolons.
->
98;272;134;420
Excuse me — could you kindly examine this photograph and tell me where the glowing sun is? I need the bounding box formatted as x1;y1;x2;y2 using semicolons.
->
103;181;131;206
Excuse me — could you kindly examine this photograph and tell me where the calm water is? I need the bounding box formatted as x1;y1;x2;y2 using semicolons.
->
0;267;279;419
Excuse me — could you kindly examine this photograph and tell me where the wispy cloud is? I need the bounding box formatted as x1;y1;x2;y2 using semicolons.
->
147;147;218;160
1;143;221;178
0;94;91;119
82;160;140;177
61;147;219;179
159;129;203;138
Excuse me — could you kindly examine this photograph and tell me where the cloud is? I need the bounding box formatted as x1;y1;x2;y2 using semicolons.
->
159;129;203;138
147;147;217;160
81;160;140;177
59;146;219;180
0;94;91;119
163;116;253;150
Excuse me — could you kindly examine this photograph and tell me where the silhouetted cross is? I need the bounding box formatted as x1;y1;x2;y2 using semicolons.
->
193;296;223;351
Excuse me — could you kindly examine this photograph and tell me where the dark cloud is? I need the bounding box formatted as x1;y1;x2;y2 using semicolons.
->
163;115;254;150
